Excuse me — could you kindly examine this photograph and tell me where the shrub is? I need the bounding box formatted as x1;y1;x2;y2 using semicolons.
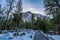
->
30;35;32;38
20;32;25;36
14;32;19;36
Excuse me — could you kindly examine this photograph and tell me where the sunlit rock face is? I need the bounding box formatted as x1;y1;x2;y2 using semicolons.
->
22;11;47;22
22;11;33;22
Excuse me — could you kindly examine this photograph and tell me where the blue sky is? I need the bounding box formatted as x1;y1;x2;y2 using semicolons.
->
0;0;45;15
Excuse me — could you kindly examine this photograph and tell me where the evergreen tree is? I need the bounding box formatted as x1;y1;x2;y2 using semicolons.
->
44;0;60;17
44;0;60;34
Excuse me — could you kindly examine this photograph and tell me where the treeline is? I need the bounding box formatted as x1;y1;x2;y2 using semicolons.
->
0;17;54;33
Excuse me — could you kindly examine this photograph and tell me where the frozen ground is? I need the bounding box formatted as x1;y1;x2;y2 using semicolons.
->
0;30;35;40
0;30;60;40
48;35;60;40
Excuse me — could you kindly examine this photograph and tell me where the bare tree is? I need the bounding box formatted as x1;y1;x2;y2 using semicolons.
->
0;4;5;21
16;0;22;20
5;0;15;20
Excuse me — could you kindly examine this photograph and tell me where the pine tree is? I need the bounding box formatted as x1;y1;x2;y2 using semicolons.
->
44;0;60;17
44;0;60;34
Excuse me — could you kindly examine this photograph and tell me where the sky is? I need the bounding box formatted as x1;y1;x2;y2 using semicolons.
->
0;0;45;15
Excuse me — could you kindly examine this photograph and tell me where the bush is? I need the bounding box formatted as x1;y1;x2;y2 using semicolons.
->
20;32;25;36
30;35;32;38
0;31;2;34
24;22;32;29
14;32;19;36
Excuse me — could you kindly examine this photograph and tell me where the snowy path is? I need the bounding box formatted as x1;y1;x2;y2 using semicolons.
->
34;30;49;40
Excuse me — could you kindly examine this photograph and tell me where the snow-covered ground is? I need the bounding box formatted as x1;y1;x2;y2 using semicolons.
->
48;35;60;40
0;30;60;40
40;30;60;40
0;30;35;40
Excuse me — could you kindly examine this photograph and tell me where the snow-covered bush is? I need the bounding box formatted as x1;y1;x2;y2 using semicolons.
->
14;32;19;36
30;35;32;38
0;31;2;34
20;32;25;36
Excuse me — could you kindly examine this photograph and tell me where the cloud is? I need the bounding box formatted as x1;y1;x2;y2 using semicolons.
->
0;0;46;15
23;6;45;15
22;0;45;15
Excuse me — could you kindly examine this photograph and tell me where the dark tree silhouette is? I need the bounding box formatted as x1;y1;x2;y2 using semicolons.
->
44;0;60;34
13;0;22;30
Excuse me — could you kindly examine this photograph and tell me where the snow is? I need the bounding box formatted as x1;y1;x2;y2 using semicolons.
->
0;30;35;40
1;30;60;40
40;30;60;40
40;30;48;37
39;30;60;40
48;35;60;40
